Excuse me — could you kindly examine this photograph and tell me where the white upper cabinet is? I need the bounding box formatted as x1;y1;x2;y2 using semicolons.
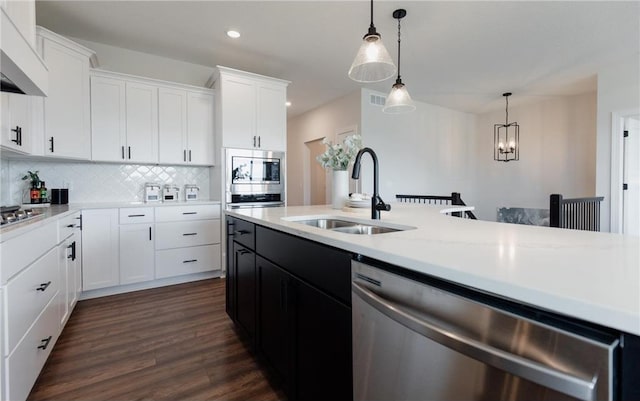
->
125;81;158;163
186;91;214;165
36;27;94;160
91;70;214;166
0;93;31;154
215;66;289;151
158;88;214;165
90;76;126;162
91;73;159;163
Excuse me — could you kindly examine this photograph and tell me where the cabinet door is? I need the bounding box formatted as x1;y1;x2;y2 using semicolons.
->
187;91;214;165
256;82;286;151
235;242;255;342
295;280;352;401
42;37;90;159
82;209;119;291
125;82;158;163
257;256;292;390
0;93;31;153
91;76;126;162
220;75;256;149
119;224;154;285
58;239;70;327
158;87;188;165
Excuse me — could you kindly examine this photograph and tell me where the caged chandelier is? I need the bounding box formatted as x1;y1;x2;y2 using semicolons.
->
494;92;519;162
348;0;396;83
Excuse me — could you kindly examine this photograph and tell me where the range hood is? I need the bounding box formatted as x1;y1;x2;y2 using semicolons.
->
0;7;47;96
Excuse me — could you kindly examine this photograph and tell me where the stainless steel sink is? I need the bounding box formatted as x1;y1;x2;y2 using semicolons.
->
297;218;358;229
332;225;401;235
291;217;411;235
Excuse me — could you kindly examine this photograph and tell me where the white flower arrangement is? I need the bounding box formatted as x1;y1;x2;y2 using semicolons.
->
316;134;363;171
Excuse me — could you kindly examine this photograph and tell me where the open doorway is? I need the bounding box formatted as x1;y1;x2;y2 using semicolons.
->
305;138;327;205
611;111;640;235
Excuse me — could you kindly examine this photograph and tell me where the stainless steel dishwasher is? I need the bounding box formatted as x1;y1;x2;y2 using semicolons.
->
352;260;619;401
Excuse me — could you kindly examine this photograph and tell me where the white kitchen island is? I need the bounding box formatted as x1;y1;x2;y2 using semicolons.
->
227;203;640;336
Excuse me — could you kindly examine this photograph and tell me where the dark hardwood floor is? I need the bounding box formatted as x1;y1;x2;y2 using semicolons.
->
28;278;284;401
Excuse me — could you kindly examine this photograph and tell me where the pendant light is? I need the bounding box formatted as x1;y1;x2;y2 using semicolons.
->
494;92;519;162
348;0;396;83
383;9;415;114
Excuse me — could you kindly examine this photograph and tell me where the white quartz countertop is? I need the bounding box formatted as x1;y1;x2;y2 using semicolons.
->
226;204;640;336
0;200;221;242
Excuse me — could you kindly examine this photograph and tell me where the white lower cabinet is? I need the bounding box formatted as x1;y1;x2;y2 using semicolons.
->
119;224;155;285
82;209;119;291
156;244;221;279
6;295;59;401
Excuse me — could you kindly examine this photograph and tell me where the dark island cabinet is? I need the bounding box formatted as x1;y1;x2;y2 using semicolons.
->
226;216;353;401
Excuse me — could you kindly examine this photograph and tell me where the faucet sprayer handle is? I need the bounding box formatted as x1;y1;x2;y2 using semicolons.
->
375;196;391;212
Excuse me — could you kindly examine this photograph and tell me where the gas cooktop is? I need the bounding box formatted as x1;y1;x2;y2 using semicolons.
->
0;205;45;227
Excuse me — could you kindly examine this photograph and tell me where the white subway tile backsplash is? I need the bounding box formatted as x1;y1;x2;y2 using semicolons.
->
6;160;210;204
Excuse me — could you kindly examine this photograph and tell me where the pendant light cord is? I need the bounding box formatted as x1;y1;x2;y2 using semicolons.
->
396;17;401;81
505;95;509;125
369;0;374;29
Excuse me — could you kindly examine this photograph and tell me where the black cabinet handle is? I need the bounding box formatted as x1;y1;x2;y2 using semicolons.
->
233;230;250;236
67;241;76;261
182;233;197;236
149;227;152;241
189;149;192;162
76;215;83;230
121;146;125;159
182;212;197;215
36;281;52;292
11;126;21;145
258;136;261;148
37;336;53;350
237;249;250;255
183;149;187;162
128;214;146;217
253;136;256;147
182;259;198;263
49;137;54;153
128;146;131;159
66;224;74;228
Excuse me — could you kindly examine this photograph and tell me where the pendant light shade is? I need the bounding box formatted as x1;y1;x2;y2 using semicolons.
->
348;0;396;83
494;92;519;162
383;9;415;114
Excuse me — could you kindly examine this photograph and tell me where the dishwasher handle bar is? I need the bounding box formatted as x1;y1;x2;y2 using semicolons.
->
352;281;600;401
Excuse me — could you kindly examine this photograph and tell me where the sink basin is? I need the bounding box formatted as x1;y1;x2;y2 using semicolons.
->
297;218;358;230
332;225;401;235
288;216;414;235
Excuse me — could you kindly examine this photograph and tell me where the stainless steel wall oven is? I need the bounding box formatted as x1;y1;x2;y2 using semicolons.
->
225;148;285;208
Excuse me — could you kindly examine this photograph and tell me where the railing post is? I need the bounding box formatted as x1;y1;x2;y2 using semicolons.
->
550;194;562;228
451;192;462;217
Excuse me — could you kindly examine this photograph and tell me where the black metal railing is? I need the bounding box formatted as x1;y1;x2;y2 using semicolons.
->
396;192;477;220
549;194;604;231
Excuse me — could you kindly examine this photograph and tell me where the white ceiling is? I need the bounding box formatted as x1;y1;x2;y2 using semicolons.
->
35;1;640;118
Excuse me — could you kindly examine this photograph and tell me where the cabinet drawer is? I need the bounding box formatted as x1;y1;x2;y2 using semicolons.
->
119;207;155;224
155;204;220;222
5;246;59;355
6;295;59;401
228;217;255;250
0;221;57;284
155;220;221;250
57;212;81;241
155;244;221;279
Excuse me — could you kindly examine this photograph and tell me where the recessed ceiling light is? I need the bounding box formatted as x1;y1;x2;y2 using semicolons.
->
226;30;240;39
285;101;292;107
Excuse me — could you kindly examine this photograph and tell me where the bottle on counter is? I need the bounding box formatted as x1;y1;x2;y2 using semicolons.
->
30;183;40;204
39;181;48;204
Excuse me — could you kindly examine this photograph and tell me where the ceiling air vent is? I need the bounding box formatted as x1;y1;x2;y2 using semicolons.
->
370;94;386;106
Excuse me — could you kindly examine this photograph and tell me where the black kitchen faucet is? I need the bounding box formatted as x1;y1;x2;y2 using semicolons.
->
351;147;391;220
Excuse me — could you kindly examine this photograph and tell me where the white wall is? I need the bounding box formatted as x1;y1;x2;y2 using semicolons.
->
71;37;215;87
596;55;640;232
360;88;478;206
472;93;597;221
287;90;361;206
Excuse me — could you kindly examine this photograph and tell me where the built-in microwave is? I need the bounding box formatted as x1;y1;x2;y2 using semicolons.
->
225;148;285;208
